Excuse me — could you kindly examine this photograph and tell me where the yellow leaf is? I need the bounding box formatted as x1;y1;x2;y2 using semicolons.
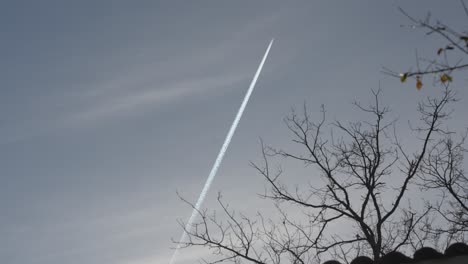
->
416;77;423;90
440;73;453;83
400;73;408;83
441;74;448;83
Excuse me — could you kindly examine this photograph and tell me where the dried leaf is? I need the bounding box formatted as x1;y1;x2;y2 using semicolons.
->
416;77;423;90
441;74;448;83
440;73;453;83
437;48;443;55
446;45;454;50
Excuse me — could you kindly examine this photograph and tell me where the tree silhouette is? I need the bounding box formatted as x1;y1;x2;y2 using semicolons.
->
175;88;461;263
174;3;468;263
417;127;468;244
381;0;468;247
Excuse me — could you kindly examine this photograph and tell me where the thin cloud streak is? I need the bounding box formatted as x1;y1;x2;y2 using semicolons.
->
0;12;285;146
70;71;250;123
68;14;283;123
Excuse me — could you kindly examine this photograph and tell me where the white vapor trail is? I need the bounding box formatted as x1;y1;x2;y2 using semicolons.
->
169;39;274;264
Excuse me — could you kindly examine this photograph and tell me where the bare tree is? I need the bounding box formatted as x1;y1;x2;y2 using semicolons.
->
380;0;468;245
175;88;459;264
418;125;468;243
382;1;468;90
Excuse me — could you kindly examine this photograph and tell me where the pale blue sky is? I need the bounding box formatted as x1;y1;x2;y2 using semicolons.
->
1;1;467;264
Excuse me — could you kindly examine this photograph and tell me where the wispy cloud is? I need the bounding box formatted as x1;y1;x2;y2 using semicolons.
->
69;71;250;123
0;11;286;147
63;14;283;124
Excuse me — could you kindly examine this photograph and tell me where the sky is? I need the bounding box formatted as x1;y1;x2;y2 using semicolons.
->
1;1;467;264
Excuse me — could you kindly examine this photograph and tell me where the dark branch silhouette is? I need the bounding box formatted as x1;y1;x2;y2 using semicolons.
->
174;88;460;264
382;2;468;89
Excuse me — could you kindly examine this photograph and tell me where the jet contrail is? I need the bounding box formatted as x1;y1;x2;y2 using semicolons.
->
169;39;274;264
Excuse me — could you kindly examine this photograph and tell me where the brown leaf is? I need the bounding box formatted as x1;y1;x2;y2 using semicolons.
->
416;77;423;90
437;48;443;55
